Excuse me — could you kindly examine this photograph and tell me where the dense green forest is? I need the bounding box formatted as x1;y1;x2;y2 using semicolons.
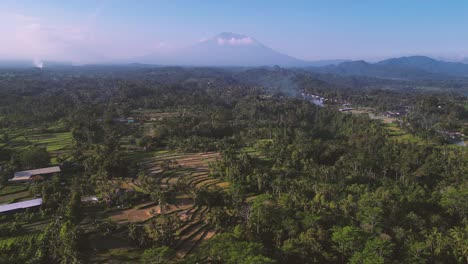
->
0;66;466;263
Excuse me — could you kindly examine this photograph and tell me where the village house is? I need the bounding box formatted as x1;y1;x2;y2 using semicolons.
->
383;108;407;118
9;166;61;183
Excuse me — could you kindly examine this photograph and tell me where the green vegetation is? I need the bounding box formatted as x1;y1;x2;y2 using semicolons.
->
0;66;466;263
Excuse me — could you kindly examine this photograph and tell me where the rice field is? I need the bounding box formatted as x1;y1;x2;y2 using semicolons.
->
26;131;73;163
0;231;42;249
0;124;73;164
0;184;28;196
348;108;425;144
0;190;33;204
140;151;227;256
105;149;228;258
383;122;424;144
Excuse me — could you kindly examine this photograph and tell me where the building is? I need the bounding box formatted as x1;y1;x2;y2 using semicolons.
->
339;107;354;112
9;166;61;183
0;198;42;214
81;196;99;203
113;117;136;124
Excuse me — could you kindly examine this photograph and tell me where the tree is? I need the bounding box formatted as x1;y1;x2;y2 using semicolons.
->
58;221;81;264
281;227;332;263
146;215;180;247
14;146;50;169
448;227;468;263
128;223;152;247
65;184;82;224
440;184;468;220
248;194;283;241
332;226;365;261
357;206;384;233
188;233;275;264
350;236;394;264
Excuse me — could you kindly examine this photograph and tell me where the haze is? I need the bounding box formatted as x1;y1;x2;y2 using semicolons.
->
1;0;468;64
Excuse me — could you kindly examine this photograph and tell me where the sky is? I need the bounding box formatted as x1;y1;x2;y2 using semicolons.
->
1;0;468;63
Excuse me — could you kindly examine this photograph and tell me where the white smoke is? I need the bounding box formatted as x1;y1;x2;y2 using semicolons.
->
33;58;44;68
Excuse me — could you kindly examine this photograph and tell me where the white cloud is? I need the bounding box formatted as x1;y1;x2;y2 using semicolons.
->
0;12;97;63
0;10;175;64
217;37;255;46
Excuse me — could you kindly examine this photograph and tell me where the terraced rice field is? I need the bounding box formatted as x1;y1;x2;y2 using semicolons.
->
109;202;191;223
349;108;425;144
0;184;28;196
0;231;42;249
109;150;228;258
0;190;33;204
142;151;227;256
138;151;226;189
26;131;73;163
384;123;424;144
0;123;73;164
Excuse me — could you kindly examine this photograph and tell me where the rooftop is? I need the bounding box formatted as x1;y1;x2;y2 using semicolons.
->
10;166;61;182
0;198;43;213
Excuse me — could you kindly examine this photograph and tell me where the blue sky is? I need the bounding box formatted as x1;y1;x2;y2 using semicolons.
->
1;0;467;62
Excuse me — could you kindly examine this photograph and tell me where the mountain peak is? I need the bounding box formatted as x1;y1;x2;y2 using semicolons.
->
138;32;308;67
215;32;249;39
211;32;258;46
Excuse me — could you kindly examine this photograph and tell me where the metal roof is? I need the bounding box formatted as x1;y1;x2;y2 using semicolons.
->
11;166;61;181
0;198;43;213
81;196;99;202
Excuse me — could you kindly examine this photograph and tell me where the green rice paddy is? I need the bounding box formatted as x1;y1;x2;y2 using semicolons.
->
0;121;73;164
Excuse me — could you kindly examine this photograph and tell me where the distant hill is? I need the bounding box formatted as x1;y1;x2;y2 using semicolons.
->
137;32;343;67
232;66;338;96
0;60;36;68
309;56;468;80
304;59;349;67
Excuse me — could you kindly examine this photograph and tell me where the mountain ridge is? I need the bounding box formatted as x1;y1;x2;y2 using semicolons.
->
309;55;468;80
137;32;310;67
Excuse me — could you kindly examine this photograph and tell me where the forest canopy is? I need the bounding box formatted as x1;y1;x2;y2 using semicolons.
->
0;66;466;263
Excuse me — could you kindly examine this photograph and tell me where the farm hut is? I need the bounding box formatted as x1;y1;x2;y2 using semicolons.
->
9;166;61;183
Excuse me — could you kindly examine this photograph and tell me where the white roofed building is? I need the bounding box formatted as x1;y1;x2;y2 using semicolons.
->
0;198;43;214
9;166;61;182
